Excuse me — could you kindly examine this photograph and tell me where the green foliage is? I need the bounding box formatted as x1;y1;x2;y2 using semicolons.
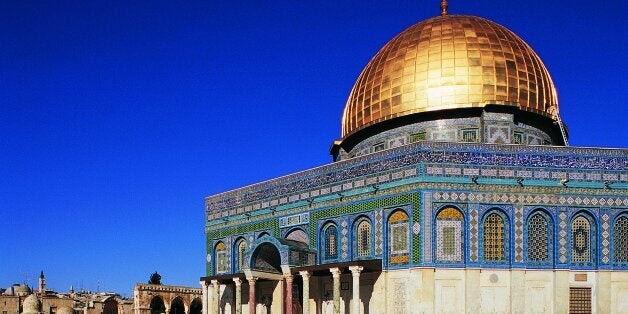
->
148;272;161;285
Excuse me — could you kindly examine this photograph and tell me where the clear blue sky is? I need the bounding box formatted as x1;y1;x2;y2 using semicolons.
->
1;0;626;296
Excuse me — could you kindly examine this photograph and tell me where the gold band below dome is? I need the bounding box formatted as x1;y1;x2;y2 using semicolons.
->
341;15;559;138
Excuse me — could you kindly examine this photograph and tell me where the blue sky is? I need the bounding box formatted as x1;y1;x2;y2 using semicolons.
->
1;0;625;295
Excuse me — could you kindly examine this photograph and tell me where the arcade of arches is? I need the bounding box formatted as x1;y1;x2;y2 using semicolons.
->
200;238;380;314
134;284;202;314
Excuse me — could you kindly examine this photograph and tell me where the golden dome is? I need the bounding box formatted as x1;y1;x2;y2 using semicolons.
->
342;14;558;138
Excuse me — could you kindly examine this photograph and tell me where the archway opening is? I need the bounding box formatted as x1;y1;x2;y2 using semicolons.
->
150;296;166;314
103;298;118;314
251;242;281;273
169;297;185;314
189;298;202;314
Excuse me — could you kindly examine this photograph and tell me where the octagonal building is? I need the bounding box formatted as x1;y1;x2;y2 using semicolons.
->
200;3;628;314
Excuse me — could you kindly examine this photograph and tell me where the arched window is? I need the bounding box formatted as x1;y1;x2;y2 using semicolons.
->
356;219;372;257
388;210;410;265
571;215;593;263
527;211;551;263
235;239;247;272
484;212;505;262
435;207;464;263
614;214;628;263
323;224;338;261
286;229;308;244
215;242;227;274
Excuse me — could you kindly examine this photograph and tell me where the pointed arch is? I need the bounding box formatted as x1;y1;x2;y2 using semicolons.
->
435;206;464;263
233;237;247;272
214;241;228;274
481;208;510;263
169;297;185;314
613;212;628;263
149;296;166;314
321;222;339;262
353;216;373;258
526;209;553;264
387;209;410;265
285;228;308;244
570;212;596;265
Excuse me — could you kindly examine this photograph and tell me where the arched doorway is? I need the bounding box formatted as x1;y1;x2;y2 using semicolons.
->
251;242;282;273
103;298;118;314
150;296;166;314
169;297;185;314
189;298;202;314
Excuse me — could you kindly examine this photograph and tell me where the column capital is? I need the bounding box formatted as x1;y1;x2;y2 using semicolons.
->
330;267;341;278
233;277;242;286
349;265;363;275
210;279;219;287
299;270;311;279
200;280;208;287
247;277;257;284
283;274;293;281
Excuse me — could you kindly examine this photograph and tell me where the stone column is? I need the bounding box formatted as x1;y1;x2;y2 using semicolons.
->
248;277;257;314
200;281;208;314
349;266;363;314
233;278;242;314
211;280;219;314
330;267;341;314
299;271;311;314
284;274;293;314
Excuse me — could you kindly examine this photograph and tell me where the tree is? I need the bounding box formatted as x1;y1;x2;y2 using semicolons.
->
148;272;161;285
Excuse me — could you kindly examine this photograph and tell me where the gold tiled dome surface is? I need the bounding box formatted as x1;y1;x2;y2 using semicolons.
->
342;15;558;137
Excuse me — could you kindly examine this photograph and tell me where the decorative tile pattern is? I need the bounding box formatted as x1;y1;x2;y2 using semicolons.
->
601;213;610;264
279;213;309;228
324;225;338;260
375;209;383;255
436;220;463;262
484;213;505;261
469;205;479;262
389;210;410;265
514;205;524;262
558;211;568;263
527;214;549;261
341;219;349;260
614;215;628;263
423;191;433;263
206;141;628;215
572;216;591;263
357;220;372;257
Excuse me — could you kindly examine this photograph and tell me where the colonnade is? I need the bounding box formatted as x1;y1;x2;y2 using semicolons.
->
201;265;364;314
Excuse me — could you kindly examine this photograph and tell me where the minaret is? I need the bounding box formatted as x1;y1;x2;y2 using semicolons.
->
38;271;46;293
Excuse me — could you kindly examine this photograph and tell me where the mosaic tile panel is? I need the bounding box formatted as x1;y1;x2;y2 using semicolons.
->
324;225;338;260
423;191;433;263
341;219;349;260
484;213;505;261
614;215;628;263
432;192;628;208
469;205;479;262
412;204;421;263
514;205;524;262
309;192;420;250
602;213;610;264
375;209;383;255
436;220;463;262
206;141;628;214
527;214;549;262
572;216;591;263
207;219;278;241
558;211;568;263
357;220;372;257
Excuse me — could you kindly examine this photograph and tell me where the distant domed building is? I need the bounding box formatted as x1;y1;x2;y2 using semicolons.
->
21;295;40;314
200;2;627;313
